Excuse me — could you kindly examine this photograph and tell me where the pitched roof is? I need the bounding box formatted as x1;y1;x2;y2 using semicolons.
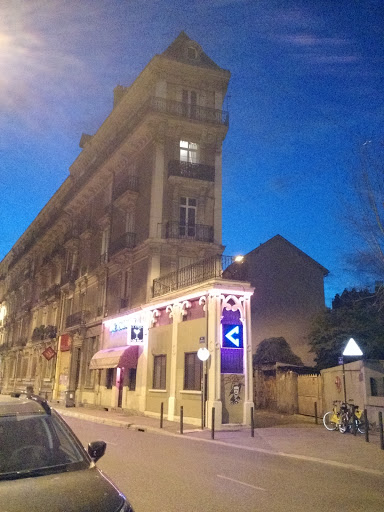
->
161;31;226;71
246;234;329;276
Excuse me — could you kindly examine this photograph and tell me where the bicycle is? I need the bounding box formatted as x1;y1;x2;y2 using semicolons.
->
323;400;344;431
338;401;366;434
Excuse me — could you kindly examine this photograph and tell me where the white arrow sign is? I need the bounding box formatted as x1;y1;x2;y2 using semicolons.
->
225;326;240;347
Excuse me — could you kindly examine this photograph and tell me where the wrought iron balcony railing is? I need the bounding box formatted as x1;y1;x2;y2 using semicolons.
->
109;232;136;257
112;175;139;201
168;160;215;182
149;97;229;126
153;254;246;297
164;222;214;243
65;310;90;329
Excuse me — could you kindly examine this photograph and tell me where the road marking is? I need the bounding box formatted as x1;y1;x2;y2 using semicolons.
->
217;474;266;491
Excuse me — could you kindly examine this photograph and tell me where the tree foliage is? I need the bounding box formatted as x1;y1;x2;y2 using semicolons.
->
253;337;303;366
309;288;384;370
348;141;384;301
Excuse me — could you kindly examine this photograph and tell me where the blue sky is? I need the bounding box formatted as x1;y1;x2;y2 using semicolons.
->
0;0;383;305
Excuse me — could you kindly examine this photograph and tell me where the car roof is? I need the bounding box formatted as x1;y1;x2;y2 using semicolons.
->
0;394;51;417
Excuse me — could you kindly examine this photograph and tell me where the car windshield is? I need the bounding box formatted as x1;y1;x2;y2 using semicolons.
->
0;410;89;480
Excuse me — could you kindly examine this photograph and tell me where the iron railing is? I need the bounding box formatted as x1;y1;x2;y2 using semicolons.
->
112;175;139;201
168;160;215;182
153;254;244;297
109;232;136;256
65;310;90;328
164;222;214;243
150;97;229;126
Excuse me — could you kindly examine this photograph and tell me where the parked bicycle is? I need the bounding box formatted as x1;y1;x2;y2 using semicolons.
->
339;401;366;434
323;400;366;434
323;400;344;431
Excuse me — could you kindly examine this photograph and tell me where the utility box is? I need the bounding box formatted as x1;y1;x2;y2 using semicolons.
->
65;390;75;407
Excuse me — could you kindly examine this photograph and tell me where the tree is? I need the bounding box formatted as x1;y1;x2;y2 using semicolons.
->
253;337;303;366
347;140;384;309
309;288;384;370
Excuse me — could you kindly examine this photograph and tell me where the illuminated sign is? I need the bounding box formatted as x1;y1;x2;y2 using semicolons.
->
130;325;143;344
110;319;129;333
222;324;243;349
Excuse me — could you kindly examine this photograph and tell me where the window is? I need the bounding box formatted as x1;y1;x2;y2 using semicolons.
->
153;355;166;389
370;378;378;396
128;368;137;391
184;352;202;391
187;47;197;59
180;197;196;237
106;368;114;389
180;140;198;163
84;336;98;388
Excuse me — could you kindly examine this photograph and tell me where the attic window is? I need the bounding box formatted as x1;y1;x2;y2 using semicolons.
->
187;46;197;60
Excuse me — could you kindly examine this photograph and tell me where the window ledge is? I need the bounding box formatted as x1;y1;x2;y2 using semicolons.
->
148;388;167;393
180;390;201;395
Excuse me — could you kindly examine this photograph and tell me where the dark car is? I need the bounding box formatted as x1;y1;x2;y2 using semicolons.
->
0;394;134;512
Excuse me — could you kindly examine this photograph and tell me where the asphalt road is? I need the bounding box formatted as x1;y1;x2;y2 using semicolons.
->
66;417;384;512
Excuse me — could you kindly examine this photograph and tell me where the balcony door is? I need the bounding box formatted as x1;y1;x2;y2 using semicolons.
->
182;89;197;119
180;197;196;237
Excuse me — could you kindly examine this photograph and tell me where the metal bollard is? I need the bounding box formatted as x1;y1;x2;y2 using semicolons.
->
364;409;369;443
211;407;215;440
379;412;384;450
251;407;254;438
314;402;318;425
351;404;356;436
160;402;163;429
180;406;183;435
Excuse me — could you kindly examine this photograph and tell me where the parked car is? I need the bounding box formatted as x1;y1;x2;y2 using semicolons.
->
0;393;134;512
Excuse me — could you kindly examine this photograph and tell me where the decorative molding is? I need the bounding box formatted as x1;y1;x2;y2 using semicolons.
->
221;294;245;322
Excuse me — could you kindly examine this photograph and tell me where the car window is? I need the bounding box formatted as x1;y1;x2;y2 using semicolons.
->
0;412;88;478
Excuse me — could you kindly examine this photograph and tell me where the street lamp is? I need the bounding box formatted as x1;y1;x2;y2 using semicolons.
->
197;347;210;429
341;338;363;404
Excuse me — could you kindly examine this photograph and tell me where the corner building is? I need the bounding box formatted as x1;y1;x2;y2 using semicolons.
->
0;33;254;428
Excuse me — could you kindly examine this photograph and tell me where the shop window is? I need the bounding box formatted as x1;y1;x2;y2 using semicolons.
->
128;368;137;391
153;355;166;389
184;352;202;391
106;368;114;389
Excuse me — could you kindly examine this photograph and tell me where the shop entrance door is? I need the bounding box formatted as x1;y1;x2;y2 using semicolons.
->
117;367;124;408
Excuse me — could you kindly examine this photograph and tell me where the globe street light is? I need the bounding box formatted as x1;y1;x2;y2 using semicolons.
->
197;348;210;429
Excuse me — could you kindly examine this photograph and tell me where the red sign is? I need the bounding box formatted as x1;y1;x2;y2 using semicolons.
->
60;334;71;352
42;346;56;361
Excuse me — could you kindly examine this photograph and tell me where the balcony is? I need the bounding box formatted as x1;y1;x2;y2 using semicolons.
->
164;222;214;243
112;175;139;201
149;97;229;126
153;255;246;297
65;310;90;329
168;160;215;182
61;269;79;286
109;232;136;257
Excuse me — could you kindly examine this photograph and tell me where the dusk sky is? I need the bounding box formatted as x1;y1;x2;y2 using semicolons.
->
1;0;383;306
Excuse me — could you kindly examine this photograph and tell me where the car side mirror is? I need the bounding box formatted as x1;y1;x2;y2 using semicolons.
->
88;440;106;462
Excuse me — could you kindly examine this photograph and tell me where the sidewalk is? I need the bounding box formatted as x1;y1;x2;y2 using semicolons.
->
52;403;384;476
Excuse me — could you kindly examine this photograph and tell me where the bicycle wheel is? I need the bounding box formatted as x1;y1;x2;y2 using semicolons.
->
323;411;338;431
357;418;366;434
339;414;349;434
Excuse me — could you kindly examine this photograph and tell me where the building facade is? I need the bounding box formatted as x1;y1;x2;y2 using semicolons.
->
227;235;328;367
0;33;254;427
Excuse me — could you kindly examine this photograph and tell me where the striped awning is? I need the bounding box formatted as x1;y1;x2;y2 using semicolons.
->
89;345;139;370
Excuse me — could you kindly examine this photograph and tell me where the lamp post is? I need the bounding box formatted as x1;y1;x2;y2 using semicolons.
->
197;347;210;429
341;338;363;404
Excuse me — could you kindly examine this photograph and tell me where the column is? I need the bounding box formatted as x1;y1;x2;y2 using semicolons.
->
206;292;222;428
149;139;165;238
243;295;254;424
168;303;181;421
214;148;222;245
